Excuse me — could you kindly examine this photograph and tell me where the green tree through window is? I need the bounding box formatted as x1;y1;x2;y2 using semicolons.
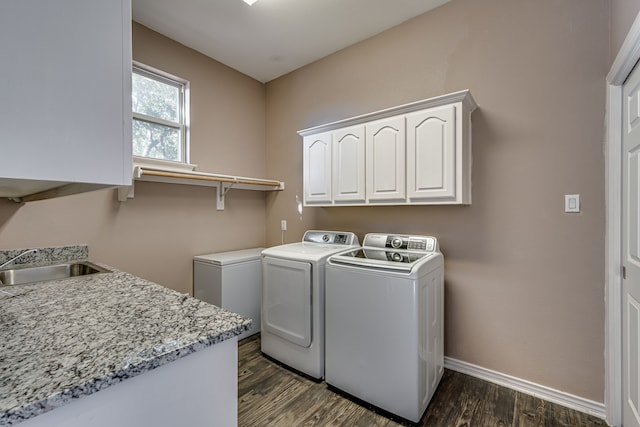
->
132;65;187;162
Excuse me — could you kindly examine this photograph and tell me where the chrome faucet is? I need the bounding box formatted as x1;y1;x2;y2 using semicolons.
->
0;249;38;269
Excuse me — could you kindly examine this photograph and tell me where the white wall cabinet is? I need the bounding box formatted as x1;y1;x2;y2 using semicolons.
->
303;131;333;204
298;90;476;207
0;0;132;202
366;116;406;202
333;125;366;203
406;104;458;202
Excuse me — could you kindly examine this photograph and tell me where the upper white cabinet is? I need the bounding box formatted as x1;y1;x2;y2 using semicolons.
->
366;116;406;202
298;90;476;207
406;104;458;202
0;0;132;202
303;131;332;204
333;125;366;203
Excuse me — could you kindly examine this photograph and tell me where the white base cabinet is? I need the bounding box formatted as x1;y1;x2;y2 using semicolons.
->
19;338;239;427
298;90;476;207
0;0;132;201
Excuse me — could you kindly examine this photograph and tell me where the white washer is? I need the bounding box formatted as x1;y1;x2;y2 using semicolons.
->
261;230;359;379
325;233;444;423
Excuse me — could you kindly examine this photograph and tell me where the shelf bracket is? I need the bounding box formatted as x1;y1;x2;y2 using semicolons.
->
216;182;235;211
117;166;142;202
118;185;134;202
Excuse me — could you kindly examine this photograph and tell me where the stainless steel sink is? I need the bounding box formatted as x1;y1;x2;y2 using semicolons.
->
0;261;111;286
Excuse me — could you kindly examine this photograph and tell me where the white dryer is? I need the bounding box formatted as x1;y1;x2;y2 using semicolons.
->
325;233;444;423
261;230;359;379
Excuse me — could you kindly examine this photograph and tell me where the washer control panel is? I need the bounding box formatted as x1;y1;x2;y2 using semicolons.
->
362;234;438;252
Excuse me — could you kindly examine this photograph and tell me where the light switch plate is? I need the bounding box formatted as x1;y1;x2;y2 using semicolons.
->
565;194;580;213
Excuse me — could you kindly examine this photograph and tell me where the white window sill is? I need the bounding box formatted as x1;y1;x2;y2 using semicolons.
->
133;156;198;173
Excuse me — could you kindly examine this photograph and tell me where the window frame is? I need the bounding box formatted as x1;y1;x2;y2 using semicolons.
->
132;61;190;164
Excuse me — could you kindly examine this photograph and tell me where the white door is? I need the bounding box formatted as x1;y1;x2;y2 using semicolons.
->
303;132;332;204
366;116;406;202
262;257;312;347
623;61;640;427
333;125;365;202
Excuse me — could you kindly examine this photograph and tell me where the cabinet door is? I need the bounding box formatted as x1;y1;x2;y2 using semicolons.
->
366;116;406;202
333;125;365;203
406;105;456;201
0;0;131;193
303;132;332;204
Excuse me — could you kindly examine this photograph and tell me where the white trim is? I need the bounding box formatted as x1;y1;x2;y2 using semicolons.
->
121;0;132;186
444;357;606;420
607;14;640;85
132;156;197;172
606;83;624;427
132;60;189;87
297;89;477;136
133;112;182;129
606;10;640;427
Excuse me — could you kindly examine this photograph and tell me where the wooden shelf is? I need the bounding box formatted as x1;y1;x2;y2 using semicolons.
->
118;165;284;210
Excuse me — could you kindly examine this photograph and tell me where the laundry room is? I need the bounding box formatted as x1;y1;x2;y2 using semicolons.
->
0;0;637;426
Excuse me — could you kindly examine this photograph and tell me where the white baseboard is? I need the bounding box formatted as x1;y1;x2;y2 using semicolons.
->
444;357;607;420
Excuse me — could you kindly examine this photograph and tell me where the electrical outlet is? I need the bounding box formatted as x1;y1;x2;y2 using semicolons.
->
281;220;287;231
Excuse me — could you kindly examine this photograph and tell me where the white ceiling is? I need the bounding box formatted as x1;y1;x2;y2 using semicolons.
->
132;0;450;83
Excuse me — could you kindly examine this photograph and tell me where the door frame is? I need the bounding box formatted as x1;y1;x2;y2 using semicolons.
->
606;12;640;426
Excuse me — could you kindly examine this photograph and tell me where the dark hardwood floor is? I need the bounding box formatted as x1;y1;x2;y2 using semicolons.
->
238;335;608;427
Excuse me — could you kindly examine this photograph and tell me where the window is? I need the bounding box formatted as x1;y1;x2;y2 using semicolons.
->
132;63;189;163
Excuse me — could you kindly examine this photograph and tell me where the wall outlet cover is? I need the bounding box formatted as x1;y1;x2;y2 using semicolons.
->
564;194;580;213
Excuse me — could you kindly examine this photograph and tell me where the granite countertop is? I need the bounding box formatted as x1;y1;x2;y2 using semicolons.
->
0;246;251;426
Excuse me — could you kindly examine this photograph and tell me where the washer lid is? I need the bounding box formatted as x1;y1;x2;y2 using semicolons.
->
194;248;264;266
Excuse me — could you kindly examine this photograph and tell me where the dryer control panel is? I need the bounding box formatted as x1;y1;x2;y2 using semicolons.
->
302;230;359;246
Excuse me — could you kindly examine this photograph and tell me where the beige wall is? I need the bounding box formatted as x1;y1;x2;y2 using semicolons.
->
265;0;609;402
0;23;268;295
611;0;640;60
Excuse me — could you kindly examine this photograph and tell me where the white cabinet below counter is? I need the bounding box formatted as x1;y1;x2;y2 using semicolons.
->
17;339;238;427
0;0;132;202
299;90;477;207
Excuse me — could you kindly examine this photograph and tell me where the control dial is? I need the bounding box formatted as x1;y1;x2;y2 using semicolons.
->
322;234;330;242
390;237;403;249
